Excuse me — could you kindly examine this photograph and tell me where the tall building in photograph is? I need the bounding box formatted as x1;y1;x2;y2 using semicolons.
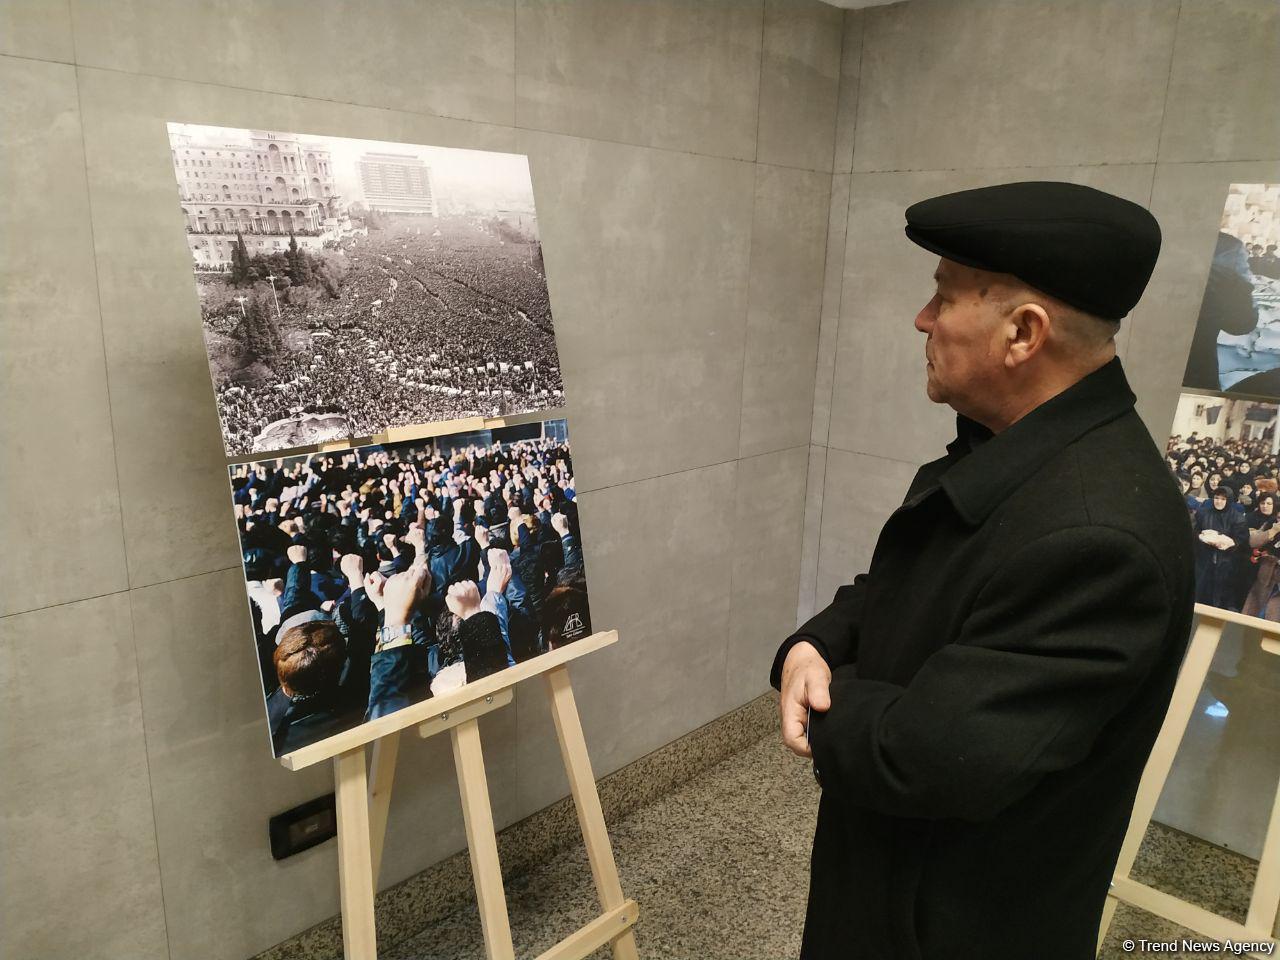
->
358;152;439;216
169;126;349;269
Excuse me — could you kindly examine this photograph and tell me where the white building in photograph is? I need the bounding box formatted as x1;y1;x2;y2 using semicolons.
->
1171;392;1280;452
169;127;351;268
357;151;439;216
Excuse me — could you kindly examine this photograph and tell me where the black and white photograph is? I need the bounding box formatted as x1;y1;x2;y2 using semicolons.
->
168;123;566;457
229;418;591;757
1182;183;1280;397
1167;391;1280;624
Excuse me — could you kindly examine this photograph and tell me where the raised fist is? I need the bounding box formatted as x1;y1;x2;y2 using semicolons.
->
486;548;513;595
287;545;308;565
339;553;364;584
381;563;430;627
362;571;386;610
551;513;570;537
444;580;482;621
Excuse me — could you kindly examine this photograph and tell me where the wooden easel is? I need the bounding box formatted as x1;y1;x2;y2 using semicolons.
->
1099;605;1280;958
280;629;640;960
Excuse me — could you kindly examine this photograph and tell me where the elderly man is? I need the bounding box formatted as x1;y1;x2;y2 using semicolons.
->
773;182;1195;960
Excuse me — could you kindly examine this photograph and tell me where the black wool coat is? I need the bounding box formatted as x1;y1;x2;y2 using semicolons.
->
771;357;1195;960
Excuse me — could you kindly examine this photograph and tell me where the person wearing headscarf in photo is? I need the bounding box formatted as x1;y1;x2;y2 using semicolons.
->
1242;491;1280;621
1193;486;1250;610
1182;232;1261;393
1187;469;1209;504
1174;473;1197;518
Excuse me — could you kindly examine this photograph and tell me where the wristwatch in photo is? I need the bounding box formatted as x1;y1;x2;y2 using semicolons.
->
375;622;414;653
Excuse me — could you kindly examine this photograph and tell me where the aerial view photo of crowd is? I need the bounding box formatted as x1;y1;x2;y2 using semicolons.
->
1166;395;1280;624
228;420;590;756
170;125;566;457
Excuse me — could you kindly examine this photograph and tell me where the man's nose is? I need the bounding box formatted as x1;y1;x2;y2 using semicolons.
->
914;299;936;333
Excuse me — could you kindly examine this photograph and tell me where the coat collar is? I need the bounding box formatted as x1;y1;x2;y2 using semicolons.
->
938;356;1137;526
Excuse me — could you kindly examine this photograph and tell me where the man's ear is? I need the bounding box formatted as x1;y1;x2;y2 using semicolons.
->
1003;302;1051;368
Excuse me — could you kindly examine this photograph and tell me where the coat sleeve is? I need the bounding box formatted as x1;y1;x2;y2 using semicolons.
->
769;574;868;689
807;526;1176;822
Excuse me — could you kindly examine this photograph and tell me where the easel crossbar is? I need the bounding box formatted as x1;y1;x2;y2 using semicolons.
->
532;900;639;960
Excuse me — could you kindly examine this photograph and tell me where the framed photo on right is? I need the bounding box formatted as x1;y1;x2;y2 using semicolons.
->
1166;184;1280;628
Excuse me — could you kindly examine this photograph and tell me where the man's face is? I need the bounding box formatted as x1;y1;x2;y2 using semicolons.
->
913;259;1007;413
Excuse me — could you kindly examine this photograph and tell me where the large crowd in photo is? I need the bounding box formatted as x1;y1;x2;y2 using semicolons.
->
230;425;590;755
1166;430;1280;621
208;214;565;456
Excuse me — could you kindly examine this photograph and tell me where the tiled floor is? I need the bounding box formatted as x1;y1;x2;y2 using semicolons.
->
384;734;1269;960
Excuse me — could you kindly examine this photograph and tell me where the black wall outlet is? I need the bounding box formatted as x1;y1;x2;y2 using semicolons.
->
269;793;337;860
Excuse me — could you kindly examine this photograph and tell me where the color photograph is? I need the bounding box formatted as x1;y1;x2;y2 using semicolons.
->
1167;391;1280;623
1182;183;1280;397
229;418;590;757
169;123;566;456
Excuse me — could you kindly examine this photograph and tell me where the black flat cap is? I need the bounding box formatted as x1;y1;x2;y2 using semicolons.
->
904;181;1161;320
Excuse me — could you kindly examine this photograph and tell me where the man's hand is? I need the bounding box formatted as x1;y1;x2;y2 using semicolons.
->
340;553;364;586
551;513;570;537
287;544;308;565
445;580;483;620
486;548;512;595
381;562;429;627
779;640;832;759
363;571;386;610
404;524;426;551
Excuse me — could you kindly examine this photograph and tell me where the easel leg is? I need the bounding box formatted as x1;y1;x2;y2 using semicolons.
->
335;746;378;960
1097;616;1224;954
368;730;401;894
1246;624;1280;939
452;717;516;960
1246;766;1280;938
545;665;640;960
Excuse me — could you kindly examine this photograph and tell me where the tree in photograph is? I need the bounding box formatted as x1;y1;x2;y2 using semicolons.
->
231;232;251;286
242;284;286;365
286;232;314;286
239;296;268;359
